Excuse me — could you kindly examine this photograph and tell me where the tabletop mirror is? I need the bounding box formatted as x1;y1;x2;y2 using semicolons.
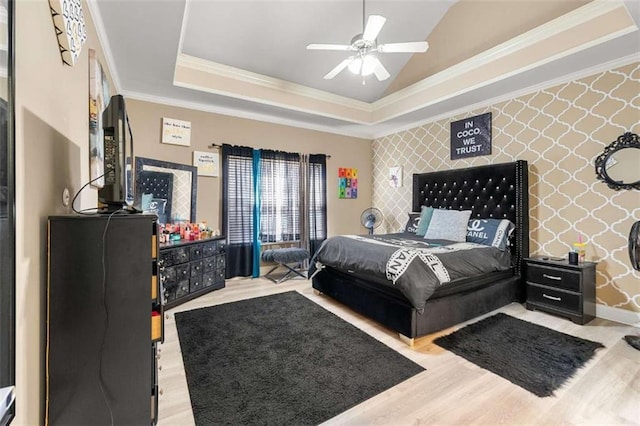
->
594;132;640;191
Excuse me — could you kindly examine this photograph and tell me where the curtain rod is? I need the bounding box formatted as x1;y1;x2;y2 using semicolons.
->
208;143;331;158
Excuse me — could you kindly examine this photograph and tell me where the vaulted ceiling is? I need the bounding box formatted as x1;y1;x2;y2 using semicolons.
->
88;0;640;138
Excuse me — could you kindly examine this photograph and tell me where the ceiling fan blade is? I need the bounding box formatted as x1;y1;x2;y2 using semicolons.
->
323;58;353;80
371;57;390;81
362;15;386;42
377;41;429;53
307;43;353;51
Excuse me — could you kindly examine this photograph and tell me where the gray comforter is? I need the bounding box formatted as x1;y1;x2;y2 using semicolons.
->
309;233;512;311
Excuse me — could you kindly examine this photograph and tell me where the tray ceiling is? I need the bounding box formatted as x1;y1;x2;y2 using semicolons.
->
89;0;640;138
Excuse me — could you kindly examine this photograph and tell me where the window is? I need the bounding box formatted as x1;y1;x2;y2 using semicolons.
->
222;145;327;277
225;153;254;244
308;161;326;239
259;151;300;243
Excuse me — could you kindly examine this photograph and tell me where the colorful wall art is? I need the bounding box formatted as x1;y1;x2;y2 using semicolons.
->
338;167;358;199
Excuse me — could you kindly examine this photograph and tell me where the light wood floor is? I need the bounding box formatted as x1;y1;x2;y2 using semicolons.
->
157;278;640;425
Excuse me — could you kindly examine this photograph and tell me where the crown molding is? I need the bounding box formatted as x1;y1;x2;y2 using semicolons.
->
173;77;371;126
85;0;122;93
176;54;372;112
371;53;640;139
122;90;372;139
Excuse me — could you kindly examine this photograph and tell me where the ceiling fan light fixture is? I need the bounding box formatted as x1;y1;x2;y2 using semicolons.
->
348;57;363;75
361;55;377;76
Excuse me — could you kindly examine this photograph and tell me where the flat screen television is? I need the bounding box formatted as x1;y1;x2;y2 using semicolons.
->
98;94;134;211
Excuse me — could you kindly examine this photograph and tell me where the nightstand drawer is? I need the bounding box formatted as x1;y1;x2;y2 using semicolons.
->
527;284;581;312
527;265;581;291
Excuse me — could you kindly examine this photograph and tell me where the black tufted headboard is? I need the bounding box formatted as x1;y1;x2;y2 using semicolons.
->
137;170;174;223
412;161;529;275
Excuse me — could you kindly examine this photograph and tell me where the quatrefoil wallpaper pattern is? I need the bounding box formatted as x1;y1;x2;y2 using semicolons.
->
373;62;640;313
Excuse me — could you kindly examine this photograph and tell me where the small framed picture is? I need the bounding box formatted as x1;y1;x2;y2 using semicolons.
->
389;166;402;188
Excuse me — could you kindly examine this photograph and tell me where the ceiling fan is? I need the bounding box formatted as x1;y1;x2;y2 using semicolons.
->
306;1;429;82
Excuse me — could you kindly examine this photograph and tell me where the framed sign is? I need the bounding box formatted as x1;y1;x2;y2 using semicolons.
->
451;112;492;160
193;150;219;177
162;117;191;146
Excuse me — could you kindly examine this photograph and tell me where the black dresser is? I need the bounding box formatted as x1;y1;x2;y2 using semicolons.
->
524;257;597;325
47;214;162;425
159;236;226;309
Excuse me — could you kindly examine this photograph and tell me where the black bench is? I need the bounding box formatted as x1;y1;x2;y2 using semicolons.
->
261;248;310;283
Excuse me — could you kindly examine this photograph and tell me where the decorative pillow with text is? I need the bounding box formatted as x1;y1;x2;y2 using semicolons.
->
403;213;421;233
466;218;515;251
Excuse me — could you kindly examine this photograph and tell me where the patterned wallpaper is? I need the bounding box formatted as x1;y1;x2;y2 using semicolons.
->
372;62;640;313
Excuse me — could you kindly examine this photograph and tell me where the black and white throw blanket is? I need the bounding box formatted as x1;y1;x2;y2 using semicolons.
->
309;233;512;311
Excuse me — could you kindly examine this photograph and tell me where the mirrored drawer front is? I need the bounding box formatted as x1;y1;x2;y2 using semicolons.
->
215;268;225;284
202;241;219;257
190;260;203;277
527;265;580;291
203;257;216;272
175;264;190;281
161;267;176;286
215;255;225;269
527;284;580;313
159;251;173;268
190;276;202;293
190;245;203;260
175;280;190;299
203;272;215;287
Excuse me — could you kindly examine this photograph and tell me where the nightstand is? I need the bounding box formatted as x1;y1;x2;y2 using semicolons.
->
524;257;597;325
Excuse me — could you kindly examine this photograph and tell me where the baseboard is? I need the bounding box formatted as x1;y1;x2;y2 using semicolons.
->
596;304;640;328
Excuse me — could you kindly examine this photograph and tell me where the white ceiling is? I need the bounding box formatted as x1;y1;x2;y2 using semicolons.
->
89;0;640;139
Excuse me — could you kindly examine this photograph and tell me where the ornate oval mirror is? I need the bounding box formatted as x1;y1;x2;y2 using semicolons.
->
595;132;640;190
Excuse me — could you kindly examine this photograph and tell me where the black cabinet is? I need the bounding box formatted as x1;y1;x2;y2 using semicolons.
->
524;257;597;325
159;237;226;309
46;214;162;425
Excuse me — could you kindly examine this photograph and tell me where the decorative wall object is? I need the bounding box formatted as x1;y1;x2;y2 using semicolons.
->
48;0;87;66
161;117;191;146
88;49;109;188
389;166;402;188
450;112;492;160
135;157;198;223
373;62;640;314
338;167;358;199
193;150;219;177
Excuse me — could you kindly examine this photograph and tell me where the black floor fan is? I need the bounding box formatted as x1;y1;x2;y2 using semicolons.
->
360;207;383;235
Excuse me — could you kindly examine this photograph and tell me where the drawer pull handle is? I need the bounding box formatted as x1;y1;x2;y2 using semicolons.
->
543;274;561;281
543;293;562;301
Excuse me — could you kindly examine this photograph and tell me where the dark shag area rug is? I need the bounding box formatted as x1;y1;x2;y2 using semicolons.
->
433;313;604;397
175;291;425;425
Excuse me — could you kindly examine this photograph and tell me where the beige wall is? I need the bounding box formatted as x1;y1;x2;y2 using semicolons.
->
15;1;112;424
373;62;640;314
384;0;589;95
126;99;372;237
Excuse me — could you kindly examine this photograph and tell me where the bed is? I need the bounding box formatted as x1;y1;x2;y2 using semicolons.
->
310;161;529;345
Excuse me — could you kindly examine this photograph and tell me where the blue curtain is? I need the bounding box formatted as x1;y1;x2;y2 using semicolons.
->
252;150;261;277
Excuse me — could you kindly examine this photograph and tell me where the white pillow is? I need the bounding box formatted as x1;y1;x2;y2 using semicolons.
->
424;209;473;242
